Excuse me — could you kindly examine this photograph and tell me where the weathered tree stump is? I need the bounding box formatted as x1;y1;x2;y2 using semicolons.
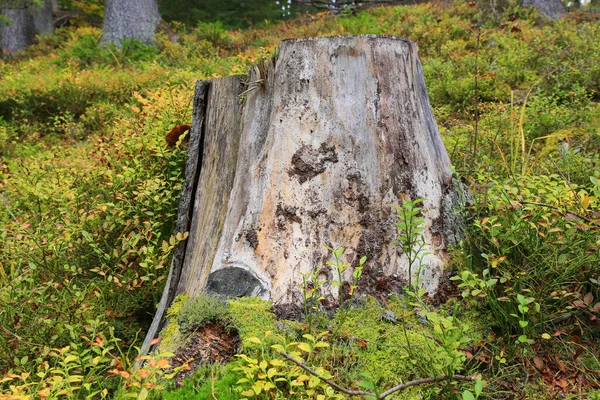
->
142;36;465;354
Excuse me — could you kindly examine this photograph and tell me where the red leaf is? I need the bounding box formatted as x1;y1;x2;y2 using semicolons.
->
557;379;569;388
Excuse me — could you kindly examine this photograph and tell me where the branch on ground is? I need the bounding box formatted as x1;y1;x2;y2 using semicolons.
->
277;350;476;399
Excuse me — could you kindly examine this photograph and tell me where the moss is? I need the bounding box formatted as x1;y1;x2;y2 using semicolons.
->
159;294;189;354
441;297;494;341
228;297;277;350
162;293;480;398
337;294;481;398
160;295;277;355
340;296;430;382
177;295;233;333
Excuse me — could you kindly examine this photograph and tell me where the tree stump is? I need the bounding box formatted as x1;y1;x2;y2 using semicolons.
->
142;36;465;354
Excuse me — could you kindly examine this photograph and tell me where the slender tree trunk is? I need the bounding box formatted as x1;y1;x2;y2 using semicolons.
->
0;1;35;54
31;0;53;36
523;0;565;19
100;0;159;46
142;35;466;354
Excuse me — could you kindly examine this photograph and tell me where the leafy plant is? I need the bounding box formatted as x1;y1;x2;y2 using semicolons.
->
394;198;430;293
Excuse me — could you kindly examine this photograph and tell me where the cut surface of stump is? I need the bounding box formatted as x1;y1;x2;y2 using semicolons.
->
142;35;466;354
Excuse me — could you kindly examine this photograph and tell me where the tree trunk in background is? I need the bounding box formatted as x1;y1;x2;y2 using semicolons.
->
142;35;466;354
524;0;565;18
31;0;53;36
100;0;159;46
0;1;35;54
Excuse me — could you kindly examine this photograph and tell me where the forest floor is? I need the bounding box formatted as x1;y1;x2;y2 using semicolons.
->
0;1;599;398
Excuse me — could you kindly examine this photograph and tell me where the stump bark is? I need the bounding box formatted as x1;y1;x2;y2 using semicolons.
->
142;35;465;354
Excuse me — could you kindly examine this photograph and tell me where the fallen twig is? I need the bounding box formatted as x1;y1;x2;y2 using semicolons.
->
518;201;594;223
277;350;476;399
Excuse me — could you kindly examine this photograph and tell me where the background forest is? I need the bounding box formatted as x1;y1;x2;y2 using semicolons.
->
0;0;599;398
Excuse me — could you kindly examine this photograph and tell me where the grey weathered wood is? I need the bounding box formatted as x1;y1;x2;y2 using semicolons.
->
145;36;465;349
523;0;564;19
100;0;160;46
0;6;35;54
139;81;209;356
175;76;246;299
31;0;53;36
0;0;31;8
188;36;462;305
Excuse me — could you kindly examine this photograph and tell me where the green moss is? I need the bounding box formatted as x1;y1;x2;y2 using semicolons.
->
177;295;233;333
442;298;494;341
340;296;430;382
159;294;189;354
160;295;278;355
338;294;481;398
228;297;277;350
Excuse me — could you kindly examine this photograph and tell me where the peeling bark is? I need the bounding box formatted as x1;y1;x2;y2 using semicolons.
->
143;36;466;352
139;81;209;356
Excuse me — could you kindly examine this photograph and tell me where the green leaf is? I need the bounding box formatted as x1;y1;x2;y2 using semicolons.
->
519;320;529;328
462;390;475;400
518;335;528;343
475;379;483;396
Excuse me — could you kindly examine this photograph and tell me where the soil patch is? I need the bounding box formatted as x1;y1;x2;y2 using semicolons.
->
171;322;239;386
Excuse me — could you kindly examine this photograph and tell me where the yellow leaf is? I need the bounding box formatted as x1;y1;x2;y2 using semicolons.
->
297;342;311;353
138;387;149;400
63;355;78;363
